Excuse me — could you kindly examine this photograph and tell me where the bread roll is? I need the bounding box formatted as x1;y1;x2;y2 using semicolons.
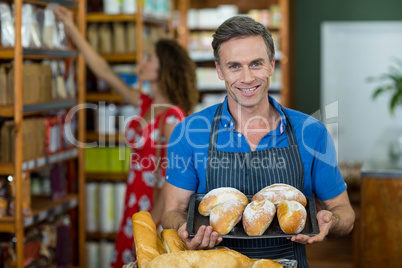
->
251;259;283;268
277;200;307;234
252;183;307;207
209;199;245;235
243;200;276;236
198;187;248;216
131;211;161;268
147;248;251;268
161;229;188;253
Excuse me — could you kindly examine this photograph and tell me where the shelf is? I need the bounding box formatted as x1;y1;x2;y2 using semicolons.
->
86;92;123;103
143;16;169;26
86;172;126;181
0;47;13;59
23;0;78;8
86;232;118;240
100;53;137;62
0;148;78;175
0;194;78;233
86;13;137;22
86;131;126;143
0;48;77;59
0;99;77;117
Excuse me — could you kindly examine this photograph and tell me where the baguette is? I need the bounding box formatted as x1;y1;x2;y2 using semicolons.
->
243;200;276;236
277;200;307;234
210;200;246;235
161;229;188;253
252;183;307;207
147;248;252;268
132;211;161;268
198;187;248;216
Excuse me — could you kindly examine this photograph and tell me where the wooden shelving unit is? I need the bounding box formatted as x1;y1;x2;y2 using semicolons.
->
86;92;123;103
0;0;86;267
0;99;77;117
86;231;118;240
86;172;126;181
0;194;79;233
85;131;125;143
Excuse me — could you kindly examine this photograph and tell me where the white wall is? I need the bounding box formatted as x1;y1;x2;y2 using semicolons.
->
321;22;402;163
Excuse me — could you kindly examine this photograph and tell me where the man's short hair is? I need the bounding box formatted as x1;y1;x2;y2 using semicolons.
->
212;16;275;64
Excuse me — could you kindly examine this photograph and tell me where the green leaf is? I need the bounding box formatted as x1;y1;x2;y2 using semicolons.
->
390;93;402;115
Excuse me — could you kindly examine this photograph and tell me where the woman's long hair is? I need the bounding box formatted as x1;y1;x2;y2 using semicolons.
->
155;39;199;115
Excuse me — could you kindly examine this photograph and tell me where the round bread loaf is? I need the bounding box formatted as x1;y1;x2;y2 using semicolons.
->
252;183;307;207
198;187;248;216
242;200;276;236
277;200;307;234
210;200;246;235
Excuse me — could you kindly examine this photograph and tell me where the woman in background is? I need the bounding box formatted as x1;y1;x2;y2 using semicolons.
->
55;6;199;267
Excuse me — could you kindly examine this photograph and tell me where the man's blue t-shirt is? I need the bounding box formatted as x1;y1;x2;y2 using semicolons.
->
165;95;346;201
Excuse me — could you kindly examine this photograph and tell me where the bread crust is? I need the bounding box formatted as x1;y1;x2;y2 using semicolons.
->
161;229;188;253
131;211;161;268
243;200;276;236
210;200;246;235
147;248;252;268
252;183;307;207
276;200;307;234
198;187;248;216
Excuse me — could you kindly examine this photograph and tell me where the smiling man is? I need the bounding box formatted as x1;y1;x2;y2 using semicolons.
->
161;16;355;267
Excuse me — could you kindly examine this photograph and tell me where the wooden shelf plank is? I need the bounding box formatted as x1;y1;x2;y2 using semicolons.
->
86;131;126;143
23;0;77;8
100;53;137;62
0;148;79;175
86;92;123;103
23;48;77;59
86;13;137;22
86;232;118;240
143;16;169;26
0;48;77;59
86;172;127;181
0;194;78;232
0;47;13;59
0;162;14;175
0;99;77;117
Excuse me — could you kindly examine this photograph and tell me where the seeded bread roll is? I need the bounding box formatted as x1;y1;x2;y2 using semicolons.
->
210;200;246;235
277;200;307;234
243;200;276;236
252;183;307;207
198;187;248;216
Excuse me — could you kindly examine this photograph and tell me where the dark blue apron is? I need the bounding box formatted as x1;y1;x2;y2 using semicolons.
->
206;103;308;267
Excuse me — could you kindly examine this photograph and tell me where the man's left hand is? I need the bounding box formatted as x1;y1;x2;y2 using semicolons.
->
288;210;335;244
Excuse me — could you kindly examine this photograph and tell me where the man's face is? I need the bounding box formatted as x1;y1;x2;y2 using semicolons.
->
216;36;275;109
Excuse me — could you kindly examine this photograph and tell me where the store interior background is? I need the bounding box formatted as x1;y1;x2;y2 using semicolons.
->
1;0;402;267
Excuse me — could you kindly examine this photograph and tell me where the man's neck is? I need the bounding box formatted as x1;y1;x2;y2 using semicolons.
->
228;97;278;131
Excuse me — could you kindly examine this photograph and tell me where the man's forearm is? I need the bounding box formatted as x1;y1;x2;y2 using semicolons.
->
161;210;187;230
328;205;355;237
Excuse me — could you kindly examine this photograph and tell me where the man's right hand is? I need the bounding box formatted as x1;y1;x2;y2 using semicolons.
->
178;223;222;250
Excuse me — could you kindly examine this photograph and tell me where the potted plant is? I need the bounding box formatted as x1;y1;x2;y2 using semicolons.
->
368;58;402;115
